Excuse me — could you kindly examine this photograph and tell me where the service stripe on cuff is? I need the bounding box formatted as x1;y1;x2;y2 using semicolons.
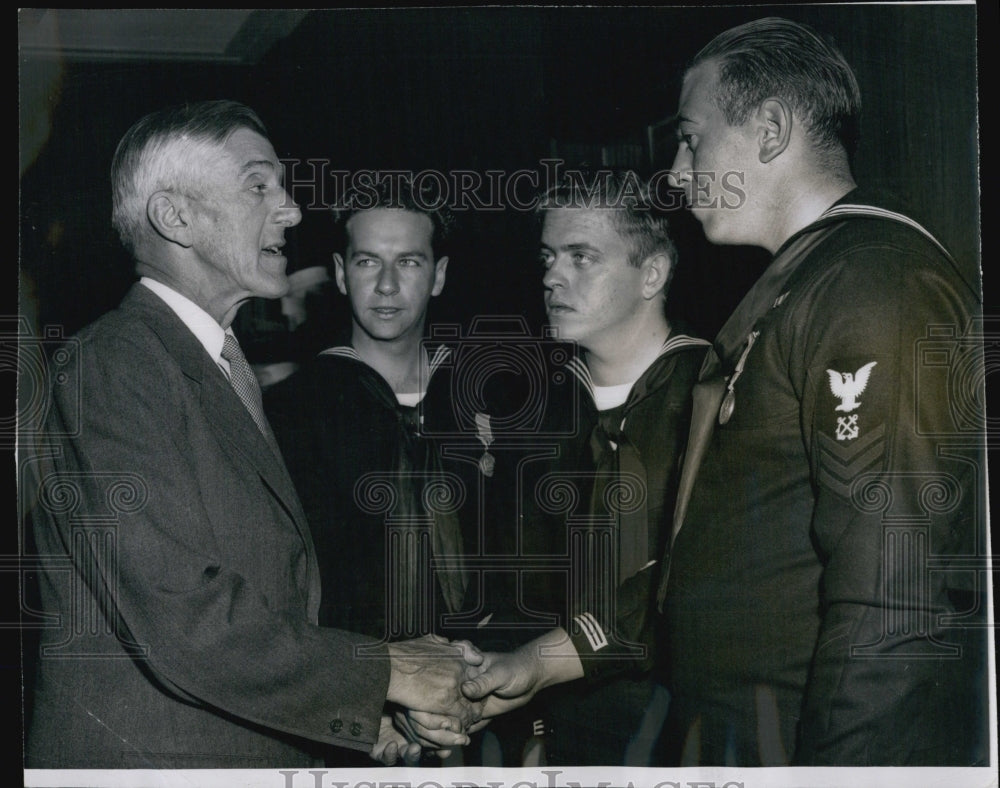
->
574;611;608;652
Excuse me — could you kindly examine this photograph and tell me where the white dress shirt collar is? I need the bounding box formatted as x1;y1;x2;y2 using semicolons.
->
139;277;230;371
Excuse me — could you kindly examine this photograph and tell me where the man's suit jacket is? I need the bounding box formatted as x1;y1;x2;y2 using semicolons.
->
23;283;389;768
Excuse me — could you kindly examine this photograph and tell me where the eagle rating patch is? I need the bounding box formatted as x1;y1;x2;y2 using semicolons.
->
817;357;888;498
825;361;877;440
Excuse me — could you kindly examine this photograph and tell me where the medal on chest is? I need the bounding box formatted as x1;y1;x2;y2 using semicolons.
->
719;329;760;425
474;412;495;477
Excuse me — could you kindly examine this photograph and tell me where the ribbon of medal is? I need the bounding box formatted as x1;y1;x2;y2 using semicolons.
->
474;412;495;476
719;330;760;425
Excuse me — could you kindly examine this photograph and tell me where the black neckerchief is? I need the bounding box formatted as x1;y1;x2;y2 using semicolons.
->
317;340;467;625
565;330;710;584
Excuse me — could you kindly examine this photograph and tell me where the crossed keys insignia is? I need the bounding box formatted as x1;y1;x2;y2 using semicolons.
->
836;414;859;441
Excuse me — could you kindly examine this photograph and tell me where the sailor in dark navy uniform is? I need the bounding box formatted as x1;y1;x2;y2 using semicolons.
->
267;180;486;766
463;171;709;766
658;17;987;766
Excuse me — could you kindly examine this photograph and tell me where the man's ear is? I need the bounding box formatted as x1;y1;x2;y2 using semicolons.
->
757;97;793;164
431;256;449;297
147;191;192;247
641;252;673;300
332;253;348;295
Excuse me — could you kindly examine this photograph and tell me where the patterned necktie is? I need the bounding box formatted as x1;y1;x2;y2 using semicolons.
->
221;333;272;438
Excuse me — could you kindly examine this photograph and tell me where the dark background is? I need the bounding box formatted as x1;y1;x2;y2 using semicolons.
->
14;3;992;771
18;4;983;346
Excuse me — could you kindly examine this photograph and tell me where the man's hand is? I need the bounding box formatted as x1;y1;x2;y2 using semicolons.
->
392;708;468;759
459;647;543;718
461;628;584;718
386;634;485;730
371;715;422;766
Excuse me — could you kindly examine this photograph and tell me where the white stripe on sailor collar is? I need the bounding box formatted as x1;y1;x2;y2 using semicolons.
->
565;332;710;399
819;204;953;262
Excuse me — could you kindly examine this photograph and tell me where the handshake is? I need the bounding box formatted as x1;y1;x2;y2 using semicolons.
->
372;629;584;765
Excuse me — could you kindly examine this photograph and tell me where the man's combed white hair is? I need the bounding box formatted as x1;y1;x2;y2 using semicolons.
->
110;100;268;255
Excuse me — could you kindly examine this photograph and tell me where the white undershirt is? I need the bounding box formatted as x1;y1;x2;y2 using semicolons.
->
395;391;426;407
591;380;635;411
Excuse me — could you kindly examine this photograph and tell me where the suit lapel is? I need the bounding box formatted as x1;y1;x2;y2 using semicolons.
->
198;358;309;522
119;285;316;565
